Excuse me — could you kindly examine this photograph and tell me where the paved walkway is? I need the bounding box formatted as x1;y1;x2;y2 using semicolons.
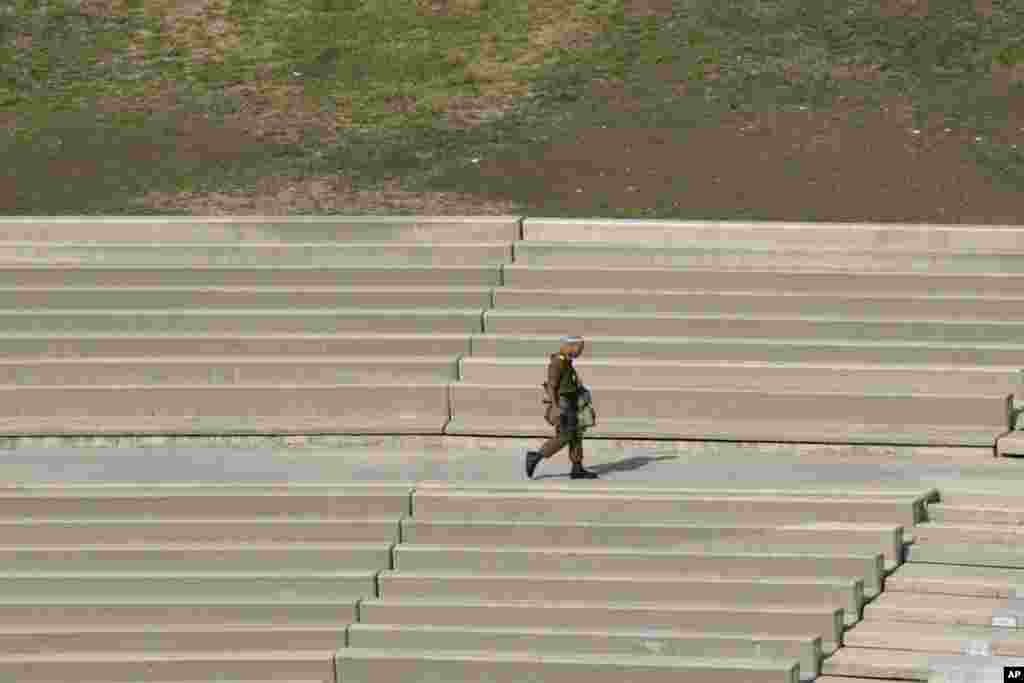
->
2;441;1021;494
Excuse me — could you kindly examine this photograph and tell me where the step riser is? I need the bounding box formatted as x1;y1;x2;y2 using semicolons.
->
520;221;1024;251
0;521;400;545
413;497;919;527
401;523;898;564
493;291;1023;319
0;547;391;572
0;312;483;334
0;603;358;626
0;267;503;288
377;575;861;620
0;629;349;655
0;497;408;518
0;385;448;420
450;386;1007;428
462;365;1020;394
0;656;334;682
503;266;1024;297
335;656;796;683
485;314;1024;344
862;605;994;627
346;625;818;677
927;507;1024;525
514;244;1024;273
0;336;472;358
0;217;520;243
359;603;844;651
0;243;513;266
912;528;1024;546
843;628;1024;657
904;547;1024;568
7;290;493;310
0;576;376;601
392;549;881;592
0;362;458;386
472;336;1024;365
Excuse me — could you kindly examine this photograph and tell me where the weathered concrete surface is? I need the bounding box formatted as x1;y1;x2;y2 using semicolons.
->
0;215;521;243
521;218;1024;251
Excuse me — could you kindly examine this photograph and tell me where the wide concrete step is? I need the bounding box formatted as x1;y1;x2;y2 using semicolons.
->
3;265;503;288
520;218;1024;251
7;286;494;310
358;598;845;652
414;481;936;499
494;287;1024;319
447;384;1011;446
377;571;863;623
335;647;799;683
392;545;883;593
0;384;449;434
0;571;377;600
0;216;520;242
514;240;1024;272
825;650;1024;683
0;308;484;334
913;521;1024;546
483;309;1024;344
470;333;1024;366
0;357;459;385
0;543;392;572
0;624;350;655
0;650;335;682
820;647;931;680
926;503;1024;525
0;600;358;626
399;519;904;569
346;622;820;677
0;484;411;518
0;519;401;545
843;620;1024;656
0;241;513;266
998;431;1024;456
0;333;472;358
503;265;1024;297
885;562;1024;598
906;542;1024;568
862;592;1003;626
933;489;1024;507
412;489;926;526
459;357;1022;394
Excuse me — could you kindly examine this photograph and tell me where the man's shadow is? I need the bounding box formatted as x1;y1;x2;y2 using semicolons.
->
533;455;680;480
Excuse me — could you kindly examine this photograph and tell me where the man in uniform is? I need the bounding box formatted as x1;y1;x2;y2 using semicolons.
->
525;335;599;480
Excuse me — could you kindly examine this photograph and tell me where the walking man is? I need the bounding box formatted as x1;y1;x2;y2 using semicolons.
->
525;335;599;480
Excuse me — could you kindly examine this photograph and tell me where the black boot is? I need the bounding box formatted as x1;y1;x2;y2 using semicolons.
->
525;451;543;479
570;462;598;479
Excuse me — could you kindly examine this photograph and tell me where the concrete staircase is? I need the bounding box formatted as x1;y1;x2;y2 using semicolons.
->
0;216;1021;450
1;215;1023;681
820;477;1024;682
0;482;926;682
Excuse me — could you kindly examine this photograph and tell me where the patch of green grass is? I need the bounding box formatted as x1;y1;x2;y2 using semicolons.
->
4;0;1024;214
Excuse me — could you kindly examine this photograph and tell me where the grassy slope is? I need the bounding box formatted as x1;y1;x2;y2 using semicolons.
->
1;0;1022;216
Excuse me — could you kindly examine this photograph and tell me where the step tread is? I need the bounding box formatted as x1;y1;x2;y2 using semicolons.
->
362;597;841;614
0;650;334;662
398;544;881;559
336;647;796;668
380;570;858;587
348;623;818;642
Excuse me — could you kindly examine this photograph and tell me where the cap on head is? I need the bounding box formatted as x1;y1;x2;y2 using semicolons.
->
559;335;585;357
